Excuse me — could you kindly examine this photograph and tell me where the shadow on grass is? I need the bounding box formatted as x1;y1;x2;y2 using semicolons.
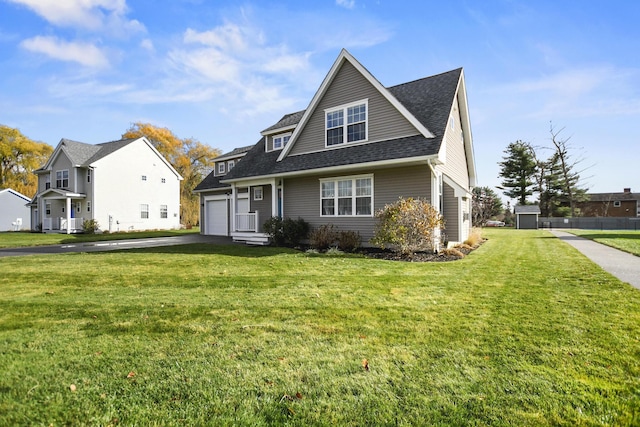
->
99;243;299;258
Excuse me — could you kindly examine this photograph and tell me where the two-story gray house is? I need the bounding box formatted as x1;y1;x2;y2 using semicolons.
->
195;49;476;246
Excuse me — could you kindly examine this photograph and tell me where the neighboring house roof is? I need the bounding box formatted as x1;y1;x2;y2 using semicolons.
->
0;188;31;202
35;137;181;180
515;205;542;214
585;191;637;203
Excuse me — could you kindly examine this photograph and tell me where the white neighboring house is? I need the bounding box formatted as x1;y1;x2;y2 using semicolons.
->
29;137;183;234
0;188;31;231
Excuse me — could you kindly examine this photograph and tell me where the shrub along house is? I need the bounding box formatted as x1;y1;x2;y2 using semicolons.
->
195;49;476;246
29;137;182;233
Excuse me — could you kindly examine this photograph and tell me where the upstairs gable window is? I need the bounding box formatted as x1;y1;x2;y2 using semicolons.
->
228;160;235;170
326;100;367;147
218;162;225;175
45;175;51;189
56;170;69;188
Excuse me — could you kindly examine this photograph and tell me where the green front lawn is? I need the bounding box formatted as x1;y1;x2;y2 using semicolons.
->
1;229;639;425
0;228;199;248
566;229;640;256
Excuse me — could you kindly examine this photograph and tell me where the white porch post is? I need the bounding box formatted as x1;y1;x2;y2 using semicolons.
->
41;197;46;231
231;183;237;233
271;178;278;218
65;197;71;234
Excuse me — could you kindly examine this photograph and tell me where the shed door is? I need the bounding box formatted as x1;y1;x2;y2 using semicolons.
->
206;199;228;235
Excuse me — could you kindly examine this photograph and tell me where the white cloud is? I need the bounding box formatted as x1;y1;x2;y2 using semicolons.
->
336;0;356;9
140;38;155;52
20;36;109;68
6;0;145;35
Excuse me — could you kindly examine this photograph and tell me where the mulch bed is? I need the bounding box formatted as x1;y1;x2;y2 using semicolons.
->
356;243;480;262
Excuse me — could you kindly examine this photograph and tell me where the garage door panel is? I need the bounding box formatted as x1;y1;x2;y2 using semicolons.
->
206;199;228;235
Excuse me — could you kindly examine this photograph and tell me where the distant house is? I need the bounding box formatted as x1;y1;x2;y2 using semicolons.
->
29;137;182;233
0;188;31;231
515;205;541;229
577;188;640;217
195;49;476;246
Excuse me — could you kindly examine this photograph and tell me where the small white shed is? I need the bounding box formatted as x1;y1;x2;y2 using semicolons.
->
515;205;541;229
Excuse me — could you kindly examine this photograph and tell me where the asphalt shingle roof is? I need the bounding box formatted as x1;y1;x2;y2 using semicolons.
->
198;66;463;189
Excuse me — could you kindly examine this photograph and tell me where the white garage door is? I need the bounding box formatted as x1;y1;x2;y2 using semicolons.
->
205;199;228;235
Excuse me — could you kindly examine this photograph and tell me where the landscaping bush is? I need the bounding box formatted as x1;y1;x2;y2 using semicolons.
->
464;228;483;247
371;197;444;255
82;219;100;234
337;230;361;252
309;224;338;250
262;216;309;247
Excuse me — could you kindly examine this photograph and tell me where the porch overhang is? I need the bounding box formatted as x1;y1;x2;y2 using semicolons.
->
38;189;86;200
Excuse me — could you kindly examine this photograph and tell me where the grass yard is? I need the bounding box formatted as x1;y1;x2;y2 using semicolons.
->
0;228;199;249
1;229;639;426
566;229;640;256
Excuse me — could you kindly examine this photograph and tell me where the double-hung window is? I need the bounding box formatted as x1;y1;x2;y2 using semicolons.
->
273;133;291;150
140;204;149;219
320;175;373;217
56;170;69;188
218;162;225;175
160;205;168;218
325;100;367;146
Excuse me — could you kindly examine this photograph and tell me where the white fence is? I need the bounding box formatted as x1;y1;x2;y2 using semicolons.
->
43;217;85;231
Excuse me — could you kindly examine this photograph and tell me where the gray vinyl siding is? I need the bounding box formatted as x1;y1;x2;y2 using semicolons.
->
443;183;459;243
441;94;470;189
250;185;272;232
283;165;432;243
289;61;419;156
51;155;73;190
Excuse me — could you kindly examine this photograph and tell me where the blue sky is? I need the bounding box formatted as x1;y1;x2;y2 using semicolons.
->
1;0;638;199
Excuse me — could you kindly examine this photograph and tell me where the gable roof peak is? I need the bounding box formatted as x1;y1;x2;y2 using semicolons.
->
276;49;436;161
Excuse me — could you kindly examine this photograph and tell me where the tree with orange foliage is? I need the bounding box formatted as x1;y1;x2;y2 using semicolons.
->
0;125;53;198
123;123;221;227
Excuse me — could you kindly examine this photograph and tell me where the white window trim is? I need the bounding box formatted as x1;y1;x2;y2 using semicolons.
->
613;201;621;207
141;204;149;219
218;162;226;175
254;187;263;201
324;99;368;147
142;175;147;181
272;133;292;151
160;204;168;219
228;160;235;170
56;169;69;188
319;174;374;217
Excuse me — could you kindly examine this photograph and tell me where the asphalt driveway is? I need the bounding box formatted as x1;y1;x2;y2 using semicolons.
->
0;234;234;258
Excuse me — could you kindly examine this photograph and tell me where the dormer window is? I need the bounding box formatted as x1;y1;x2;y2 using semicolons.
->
228;160;235;171
273;133;291;150
326;100;367;147
218;162;225;175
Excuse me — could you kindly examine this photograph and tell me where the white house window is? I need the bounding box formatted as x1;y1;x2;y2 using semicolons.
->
218;162;226;175
320;175;373;216
46;203;51;215
76;202;81;213
254;187;263;201
87;201;91;212
161;178;166;183
142;175;147;181
45;175;51;189
614;201;621;207
87;169;91;183
273;134;291;150
326;100;368;146
160;205;168;218
228;160;235;171
56;170;69;188
140;204;149;219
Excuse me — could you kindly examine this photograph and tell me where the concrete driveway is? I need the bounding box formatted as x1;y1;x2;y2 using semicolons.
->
550;230;640;290
0;234;234;258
